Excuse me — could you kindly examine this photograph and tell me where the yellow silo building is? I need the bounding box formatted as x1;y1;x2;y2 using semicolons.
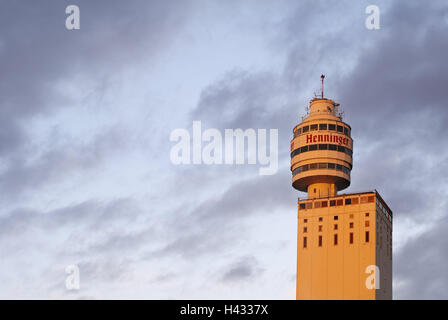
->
291;76;392;300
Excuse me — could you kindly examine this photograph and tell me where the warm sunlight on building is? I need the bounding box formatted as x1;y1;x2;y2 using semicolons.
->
290;76;392;300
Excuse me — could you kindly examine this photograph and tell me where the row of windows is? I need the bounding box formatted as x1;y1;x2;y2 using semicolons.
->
294;123;351;138
299;197;375;210
302;231;370;248
292;162;351;176
303;220;370;233
302;213;370;223
290;143;353;158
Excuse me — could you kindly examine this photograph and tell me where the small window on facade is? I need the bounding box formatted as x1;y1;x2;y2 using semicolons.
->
310;163;317;169
299;203;306;210
318;163;327;169
365;221;370;227
336;199;343;206
329;124;336;131
321;201;328;208
345;198;352;205
365;213;369;217
350;232;354;244
349;214;354;219
337;145;344;152
368;196;375;202
319;123;327;130
303;227;307;233
337;125;343;132
334;234;338;245
334;215;338;220
319;217;323;222
328;163;336;169
310;124;318;131
365;231;370;243
314;201;321;208
330;200;336;207
301;146;309;153
297;128;302;135
347;128;351;137
329;144;337;151
318;225;323;232
344;127;348;135
336;164;343;171
303;236;307;248
306;203;312;209
334;224;338;230
309;144;318;151
352;198;359;204
360;196;368;203
349;222;354;228
318;235;323;247
304;219;308;223
302;126;309;133
319;144;328;150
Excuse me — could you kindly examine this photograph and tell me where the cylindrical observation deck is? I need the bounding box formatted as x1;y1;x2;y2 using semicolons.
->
291;97;353;199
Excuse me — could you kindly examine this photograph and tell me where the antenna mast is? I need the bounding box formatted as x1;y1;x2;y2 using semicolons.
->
321;74;325;98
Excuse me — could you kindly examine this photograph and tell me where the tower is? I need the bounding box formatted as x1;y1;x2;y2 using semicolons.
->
291;76;392;300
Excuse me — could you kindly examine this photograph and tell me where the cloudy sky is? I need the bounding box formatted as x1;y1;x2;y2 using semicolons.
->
0;0;447;299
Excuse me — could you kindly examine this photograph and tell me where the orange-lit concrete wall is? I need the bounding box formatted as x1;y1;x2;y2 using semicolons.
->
296;192;392;300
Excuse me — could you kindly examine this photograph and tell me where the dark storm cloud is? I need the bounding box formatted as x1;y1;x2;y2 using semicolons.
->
338;2;448;138
192;70;289;130
334;1;448;222
0;0;192;199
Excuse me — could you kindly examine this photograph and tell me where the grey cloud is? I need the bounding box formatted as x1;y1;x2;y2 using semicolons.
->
1;0;447;299
221;256;262;283
0;0;193;203
150;170;295;260
0;197;141;244
0;126;128;202
187;0;448;299
394;213;448;299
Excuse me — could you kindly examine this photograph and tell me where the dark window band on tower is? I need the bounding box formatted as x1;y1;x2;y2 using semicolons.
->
294;123;351;137
290;144;352;158
292;163;351;176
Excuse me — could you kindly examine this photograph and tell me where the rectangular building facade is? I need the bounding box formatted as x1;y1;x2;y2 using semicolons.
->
297;190;392;300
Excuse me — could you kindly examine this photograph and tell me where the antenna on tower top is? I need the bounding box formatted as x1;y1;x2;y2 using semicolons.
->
321;74;325;98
